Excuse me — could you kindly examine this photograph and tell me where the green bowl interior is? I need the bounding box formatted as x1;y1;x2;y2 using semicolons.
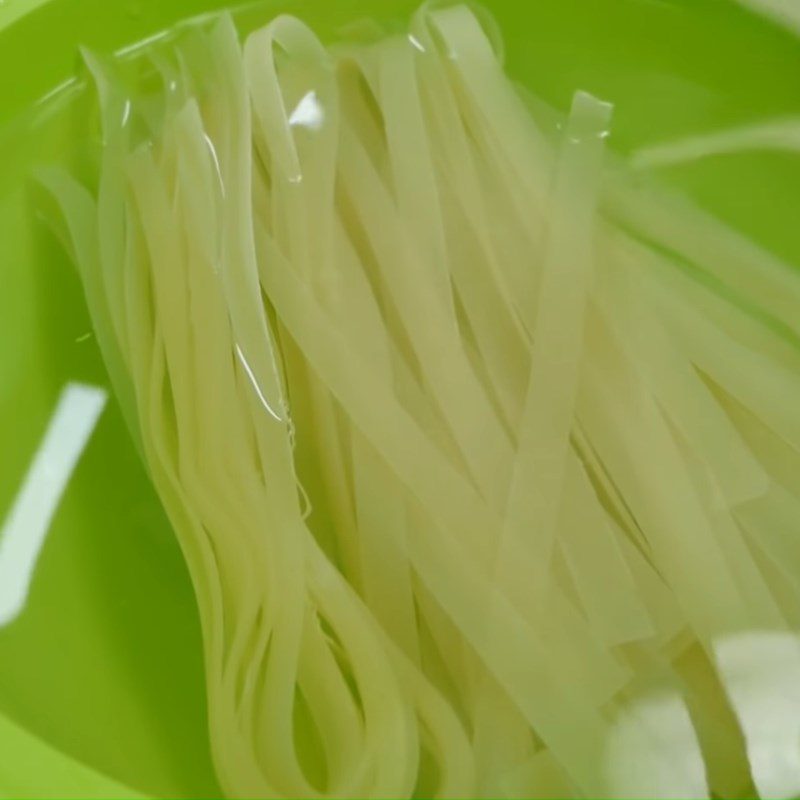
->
0;0;798;795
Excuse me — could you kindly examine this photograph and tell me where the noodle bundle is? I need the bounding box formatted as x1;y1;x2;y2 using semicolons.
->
43;5;800;797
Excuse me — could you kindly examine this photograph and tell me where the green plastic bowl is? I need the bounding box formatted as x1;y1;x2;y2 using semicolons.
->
0;0;799;795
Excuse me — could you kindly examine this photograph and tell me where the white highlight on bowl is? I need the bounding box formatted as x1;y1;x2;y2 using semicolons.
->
714;631;800;800
734;0;800;38
0;382;107;626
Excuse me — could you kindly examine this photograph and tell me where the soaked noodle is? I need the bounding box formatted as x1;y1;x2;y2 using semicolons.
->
43;5;800;797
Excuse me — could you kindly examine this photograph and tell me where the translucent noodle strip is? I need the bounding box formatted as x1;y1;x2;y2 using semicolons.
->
639;265;800;454
411;27;529;341
558;453;654;646
84;52;133;362
605;177;800;340
246;15;339;293
597;251;769;507
202;17;286;426
330;215;420;662
36;169;140;451
414;5;552;242
336;121;513;507
611;520;687;647
577;311;750;638
333;49;389;179
411;7;547;331
737;485;800;597
604;226;800;374
631;117;800;169
500;91;611;600
305;548;474;799
717;385;800;500
669;428;785;630
571;425;650;553
377;35;457;330
434;133;529;428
